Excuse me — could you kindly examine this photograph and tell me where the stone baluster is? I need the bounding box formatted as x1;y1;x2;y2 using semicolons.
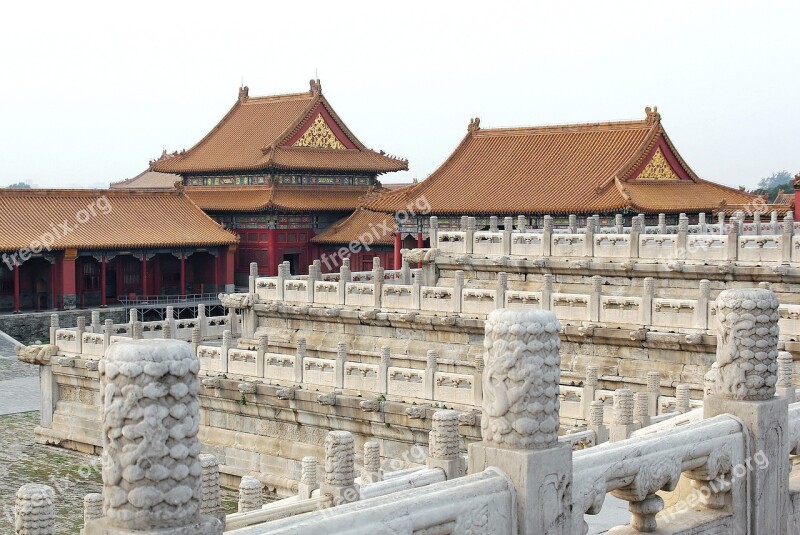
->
103;318;112;351
726;216;739;261
15;483;55;535
199;454;224;526
517;215;527;232
771;210;779;234
89;339;222;533
75;315;85;353
465;217;476;254
256;334;268;378
362;441;382;484
542;215;553;256
335;341;347;390
307;263;318;304
776;351;795;403
191;326;201;355
294;337;306;383
658;213;666;234
429;216;439;246
248;261;258;294
611;213;622;234
489;215;498;232
634;392;650;427
83;492;104;527
411;271;422;310
677;213;689;259
373;258;384;308
753;211;762;235
582;365;599;419
452;270;464;313
162;319;172;339
460;215;469;232
276;263;287;302
640;277;654;326
132;320;143;340
468;308;572;534
297;456;319;499
782;212;794;263
49;313;59;346
427;410;464;479
472;352;484;406
584;217;595;257
227;305;238;337
593;214;600;229
637;214;646;232
675;384;691;414
698;212;707;234
91;310;101;333
629;216;641;259
165;305;175;334
129;308;137;332
717;211;725;234
197;303;207;338
338;259;351;305
568;214;577;235
220;329;231;374
502;216;513;255
697;279;710;330
609;388;638;441
704;288;788;533
400;260;411;285
589;275;602;322
425;350;438;400
495;272;507;310
646;371;660;416
321;430;359;505
379;346;390;394
588;400;608;444
542;273;553;311
238;476;263;513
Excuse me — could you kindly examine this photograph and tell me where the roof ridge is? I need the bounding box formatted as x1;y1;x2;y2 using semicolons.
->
244;91;315;103
472;118;651;137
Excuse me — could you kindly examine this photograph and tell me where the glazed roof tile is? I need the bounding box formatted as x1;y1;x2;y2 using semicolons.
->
0;189;237;252
110;169;180;189
185;186;371;212
311;208;396;246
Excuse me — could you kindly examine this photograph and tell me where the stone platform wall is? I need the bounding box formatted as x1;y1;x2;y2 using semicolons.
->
0;309;127;345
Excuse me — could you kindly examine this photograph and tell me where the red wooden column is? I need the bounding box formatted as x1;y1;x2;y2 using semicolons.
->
267;229;279;276
224;245;236;291
50;260;57;309
180;253;186;296
140;254;148;297
100;256;107;307
393;232;402;269
13;262;20;313
62;249;77;309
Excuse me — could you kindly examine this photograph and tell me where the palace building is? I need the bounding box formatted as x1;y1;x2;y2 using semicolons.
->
146;80;408;282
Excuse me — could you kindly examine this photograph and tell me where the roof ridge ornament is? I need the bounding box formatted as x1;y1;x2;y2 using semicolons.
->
468;117;481;133
645;106;660;126
310;79;322;96
239;85;249;103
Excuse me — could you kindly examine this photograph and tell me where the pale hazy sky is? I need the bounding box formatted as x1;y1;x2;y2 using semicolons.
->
1;1;798;190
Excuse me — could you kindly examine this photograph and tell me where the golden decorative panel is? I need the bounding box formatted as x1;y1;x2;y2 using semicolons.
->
293;114;346;150
637;147;680;181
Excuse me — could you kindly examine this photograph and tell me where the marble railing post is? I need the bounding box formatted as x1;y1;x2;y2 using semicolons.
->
191;326;201;356
489;215;498;232
248;262;258;294
132;321;143;340
321;431;359;505
771;211;779;234
776;351;795;403
276;263;288;302
640;277;654;326
726;218;739;261
460;215;468;232
429;216;439;247
337;259;351;305
86;339;222;534
592;214;600;230
76;316;85;353
400;260;411;285
221;330;231;374
782;212;794;263
197;304;207;339
425;350;437;400
103;319;112;351
83;492;104;530
517;215;527;233
49;313;59;346
427;410;464;479
568;214;577;235
452;270;464;313
502;216;513;255
646;371;660;416
199;454;224;527
379;346;390;394
472;352;484;406
698;212;707;234
542;215;553;257
336;341;347;390
583;217;595;257
717;212;725;234
495;272;507;310
465;217;476;254
629;217;642;259
634;392;650;427
753;211;762;235
676;213;688;259
697;279;710;330
675;384;691;414
658;213;666;234
307;264;318;304
588;400;608;444
609;388;638;441
91;310;101;333
704;288;789;534
468;308;573;534
16;483;55;535
227;306;238;337
294;337;306;383
162;319;172;340
589;275;602;322
581;365;599;419
297;456;319;499
411;272;421;310
542;273;553;311
362;441;382;484
165;305;175;335
238;476;263;513
615;214;624;234
129;308;137;333
257;334;268;378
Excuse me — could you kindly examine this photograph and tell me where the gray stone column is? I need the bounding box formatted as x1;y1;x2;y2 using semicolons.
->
220;330;231;374
103;319;113;352
427;410;464;479
468;308;573;534
320;431;359;505
726;218;739;261
362;442;382;484
294;337;306;384
658;213;666;234
782;212;794;263
76;316;85;354
634;392;650;428
452;270;464;313
640;277;654;326
91;310;101;333
429;216;439;247
583;217;595;257
646;371;660;416
581;365;598;419
49;313;59;346
609;388;638;441
675;383;691;414
86;339;222;534
16;483;55;535
465;217;476;254
132;321;143;340
614;214;624;234
698;212;707;234
588;400;608;444
629;216;641;259
191;327;201;356
237;476;262;513
199;454;224;527
704;288;789;535
541;273;553;311
297;456;319;499
197;304;207;339
162;320;172;340
248;262;258;294
424;349;437;400
495;272;507;310
517;215;527;233
379;346;390;394
542;215;553;257
335;341;347;390
776;351;795;403
676;213;688;259
489;215;498;232
589;275;602;322
256;334;267;378
83;492;104;529
568;214;577;235
697;279;711;331
502;216;513;255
